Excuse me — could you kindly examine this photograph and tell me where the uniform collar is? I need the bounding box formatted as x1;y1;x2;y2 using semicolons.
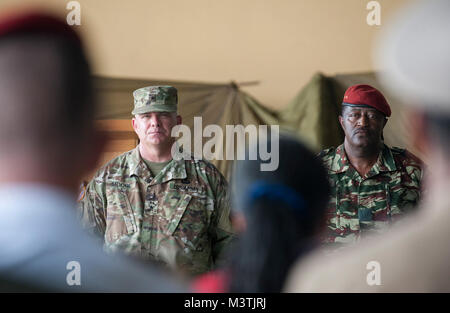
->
129;145;187;184
369;144;397;176
331;143;397;176
331;144;351;174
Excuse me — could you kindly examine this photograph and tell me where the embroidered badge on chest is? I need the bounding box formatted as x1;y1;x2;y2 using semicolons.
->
171;180;201;193
108;181;131;190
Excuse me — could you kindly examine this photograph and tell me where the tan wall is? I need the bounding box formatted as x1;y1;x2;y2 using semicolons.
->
0;0;407;109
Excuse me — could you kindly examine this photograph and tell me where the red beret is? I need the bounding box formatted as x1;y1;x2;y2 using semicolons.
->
0;11;81;46
342;84;391;117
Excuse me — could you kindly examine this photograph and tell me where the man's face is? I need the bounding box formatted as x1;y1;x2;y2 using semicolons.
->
339;106;387;149
132;112;181;147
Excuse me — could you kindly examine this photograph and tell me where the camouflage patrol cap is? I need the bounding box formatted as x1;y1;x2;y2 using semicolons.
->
132;86;178;115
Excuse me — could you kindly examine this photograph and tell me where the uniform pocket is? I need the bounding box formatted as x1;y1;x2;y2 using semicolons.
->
105;190;137;243
359;184;390;236
165;193;210;250
364;187;389;222
166;194;192;235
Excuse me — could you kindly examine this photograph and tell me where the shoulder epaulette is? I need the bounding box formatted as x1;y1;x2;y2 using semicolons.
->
391;146;423;168
391;146;406;155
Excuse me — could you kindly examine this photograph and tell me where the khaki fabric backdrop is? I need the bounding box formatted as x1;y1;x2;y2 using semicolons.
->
94;72;418;180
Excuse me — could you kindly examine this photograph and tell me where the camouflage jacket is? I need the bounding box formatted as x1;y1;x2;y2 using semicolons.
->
78;146;234;276
319;143;423;247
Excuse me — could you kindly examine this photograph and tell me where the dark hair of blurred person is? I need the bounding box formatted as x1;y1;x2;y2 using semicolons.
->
192;133;330;293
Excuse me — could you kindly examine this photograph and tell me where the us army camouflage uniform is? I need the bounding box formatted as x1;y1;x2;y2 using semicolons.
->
79;147;234;276
318;143;423;247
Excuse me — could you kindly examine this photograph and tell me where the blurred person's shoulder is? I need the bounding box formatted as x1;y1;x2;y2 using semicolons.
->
284;204;450;292
284;231;385;292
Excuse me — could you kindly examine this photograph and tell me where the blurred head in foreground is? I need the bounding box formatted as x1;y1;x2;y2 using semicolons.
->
227;133;330;292
375;0;450;176
0;11;104;193
0;11;185;292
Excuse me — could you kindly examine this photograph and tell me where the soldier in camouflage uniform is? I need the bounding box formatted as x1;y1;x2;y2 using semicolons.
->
285;0;450;292
79;86;234;276
319;84;423;247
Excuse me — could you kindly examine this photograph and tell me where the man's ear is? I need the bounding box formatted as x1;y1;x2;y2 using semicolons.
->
338;115;344;130
132;117;137;132
176;115;182;125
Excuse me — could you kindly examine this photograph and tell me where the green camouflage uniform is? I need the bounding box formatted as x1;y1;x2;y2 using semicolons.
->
319;143;423;247
79;147;234;276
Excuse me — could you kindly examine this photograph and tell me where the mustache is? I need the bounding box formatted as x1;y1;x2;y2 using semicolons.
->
353;127;372;135
147;129;164;134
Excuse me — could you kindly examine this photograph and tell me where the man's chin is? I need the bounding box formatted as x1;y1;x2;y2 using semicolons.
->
353;139;383;152
146;139;165;145
143;137;173;147
352;138;372;148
